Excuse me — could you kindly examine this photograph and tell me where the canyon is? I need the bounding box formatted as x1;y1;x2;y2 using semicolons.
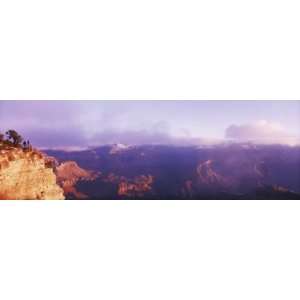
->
47;143;300;200
1;143;299;200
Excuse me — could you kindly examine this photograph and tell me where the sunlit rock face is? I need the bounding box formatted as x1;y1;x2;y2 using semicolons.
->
117;175;154;198
0;148;64;200
55;161;99;199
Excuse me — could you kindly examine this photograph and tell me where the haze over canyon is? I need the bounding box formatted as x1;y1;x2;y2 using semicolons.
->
0;100;299;199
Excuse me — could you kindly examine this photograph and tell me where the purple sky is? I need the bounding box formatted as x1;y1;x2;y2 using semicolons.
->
0;100;299;149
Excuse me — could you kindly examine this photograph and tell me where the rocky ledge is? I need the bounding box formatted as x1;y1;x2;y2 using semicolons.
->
0;147;65;200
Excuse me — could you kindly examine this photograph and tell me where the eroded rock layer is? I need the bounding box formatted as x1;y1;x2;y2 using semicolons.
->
0;148;65;200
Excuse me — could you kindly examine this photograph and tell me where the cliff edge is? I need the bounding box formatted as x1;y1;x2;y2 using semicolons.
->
0;147;65;200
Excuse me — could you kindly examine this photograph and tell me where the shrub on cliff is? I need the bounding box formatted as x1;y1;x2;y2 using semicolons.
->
5;130;23;147
0;130;33;152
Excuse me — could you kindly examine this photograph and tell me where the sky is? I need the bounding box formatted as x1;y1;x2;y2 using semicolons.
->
0;100;299;149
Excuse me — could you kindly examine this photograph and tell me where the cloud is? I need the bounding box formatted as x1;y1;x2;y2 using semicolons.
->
88;128;220;147
1;120;215;149
225;120;300;145
2;101;298;149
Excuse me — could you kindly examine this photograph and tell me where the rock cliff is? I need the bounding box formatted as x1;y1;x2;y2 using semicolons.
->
0;147;65;200
55;161;98;199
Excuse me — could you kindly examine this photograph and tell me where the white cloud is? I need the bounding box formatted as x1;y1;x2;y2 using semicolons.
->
225;120;300;145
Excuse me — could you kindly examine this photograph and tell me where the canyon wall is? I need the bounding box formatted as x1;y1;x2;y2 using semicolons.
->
55;161;98;199
0;147;65;200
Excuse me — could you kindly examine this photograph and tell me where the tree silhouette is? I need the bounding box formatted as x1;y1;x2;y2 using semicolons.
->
5;130;23;146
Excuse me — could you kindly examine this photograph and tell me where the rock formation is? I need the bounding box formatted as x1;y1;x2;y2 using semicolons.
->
0;147;65;200
118;175;154;197
55;161;99;199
